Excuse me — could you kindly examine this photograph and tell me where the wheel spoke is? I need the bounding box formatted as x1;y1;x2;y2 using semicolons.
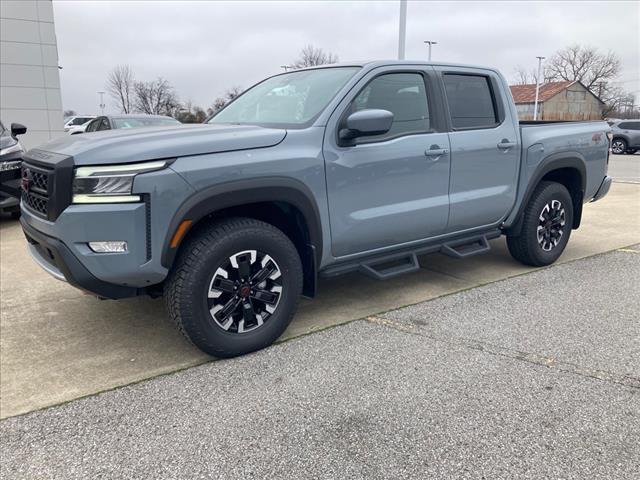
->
251;288;279;304
241;300;256;324
237;256;252;280
213;296;241;323
210;277;236;297
251;264;277;284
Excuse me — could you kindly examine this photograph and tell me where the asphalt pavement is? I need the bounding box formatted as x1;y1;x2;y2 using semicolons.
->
1;248;638;480
608;153;640;183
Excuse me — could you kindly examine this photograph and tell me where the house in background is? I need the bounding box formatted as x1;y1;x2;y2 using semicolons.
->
509;81;604;121
1;0;63;149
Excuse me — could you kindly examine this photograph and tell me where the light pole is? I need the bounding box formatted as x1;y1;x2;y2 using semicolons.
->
423;40;437;61
533;56;545;121
398;0;407;60
97;91;105;115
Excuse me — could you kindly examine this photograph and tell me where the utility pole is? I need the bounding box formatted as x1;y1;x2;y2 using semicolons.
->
533;56;545;121
398;0;407;60
280;65;293;72
423;40;437;61
97;91;105;115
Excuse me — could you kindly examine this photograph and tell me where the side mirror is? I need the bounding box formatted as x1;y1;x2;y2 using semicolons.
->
11;123;27;137
339;109;393;143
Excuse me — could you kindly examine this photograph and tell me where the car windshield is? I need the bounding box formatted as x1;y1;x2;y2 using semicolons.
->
113;117;180;129
208;67;360;127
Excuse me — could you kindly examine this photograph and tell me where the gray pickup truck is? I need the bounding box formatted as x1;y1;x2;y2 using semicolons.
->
20;61;612;357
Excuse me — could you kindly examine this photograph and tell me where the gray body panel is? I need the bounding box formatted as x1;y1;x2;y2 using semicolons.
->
19;60;611;293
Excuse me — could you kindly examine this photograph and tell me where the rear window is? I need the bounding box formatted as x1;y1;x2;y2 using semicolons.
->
443;74;498;129
618;121;640;130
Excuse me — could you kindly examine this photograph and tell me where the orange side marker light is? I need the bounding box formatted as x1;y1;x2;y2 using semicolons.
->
170;220;193;248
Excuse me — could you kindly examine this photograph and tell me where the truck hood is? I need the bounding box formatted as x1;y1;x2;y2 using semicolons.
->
30;124;287;166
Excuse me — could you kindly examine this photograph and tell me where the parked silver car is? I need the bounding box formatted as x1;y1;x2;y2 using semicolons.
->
610;120;640;154
73;114;180;134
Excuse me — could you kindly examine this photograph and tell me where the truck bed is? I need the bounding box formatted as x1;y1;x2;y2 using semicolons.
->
516;119;610;208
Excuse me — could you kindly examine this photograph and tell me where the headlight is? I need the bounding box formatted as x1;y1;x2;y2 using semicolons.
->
0;142;23;157
72;160;168;204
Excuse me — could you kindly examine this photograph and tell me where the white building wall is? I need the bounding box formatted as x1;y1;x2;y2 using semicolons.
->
1;0;63;150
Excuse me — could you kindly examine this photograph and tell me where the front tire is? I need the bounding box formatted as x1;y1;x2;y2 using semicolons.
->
611;138;627;154
507;181;573;267
165;217;303;357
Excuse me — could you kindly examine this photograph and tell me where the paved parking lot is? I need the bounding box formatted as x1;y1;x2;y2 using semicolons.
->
607;152;640;183
1;248;638;479
0;171;639;419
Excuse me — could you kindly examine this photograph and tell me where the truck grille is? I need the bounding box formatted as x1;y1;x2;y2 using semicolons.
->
21;163;52;218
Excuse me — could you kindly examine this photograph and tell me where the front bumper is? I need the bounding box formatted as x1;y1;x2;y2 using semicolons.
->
591;175;612;202
21;218;140;299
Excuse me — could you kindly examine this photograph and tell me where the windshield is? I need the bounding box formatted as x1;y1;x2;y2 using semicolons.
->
208;67;360;127
113;117;180;129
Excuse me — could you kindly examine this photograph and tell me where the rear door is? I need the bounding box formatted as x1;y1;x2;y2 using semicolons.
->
435;67;520;232
323;66;451;258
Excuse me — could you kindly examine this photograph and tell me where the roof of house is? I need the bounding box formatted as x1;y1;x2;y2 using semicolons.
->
509;81;576;104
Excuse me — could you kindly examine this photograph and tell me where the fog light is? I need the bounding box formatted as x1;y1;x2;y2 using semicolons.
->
88;241;128;253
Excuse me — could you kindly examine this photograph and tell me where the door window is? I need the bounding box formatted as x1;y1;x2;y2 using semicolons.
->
443;74;498;129
618;121;640;130
97;118;110;131
348;73;430;143
85;119;99;132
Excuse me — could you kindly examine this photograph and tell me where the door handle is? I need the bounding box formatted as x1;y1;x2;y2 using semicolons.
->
425;148;449;156
497;140;517;150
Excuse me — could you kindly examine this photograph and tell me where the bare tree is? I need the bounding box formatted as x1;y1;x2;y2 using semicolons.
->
512;65;551;85
107;65;135;114
133;77;180;116
544;45;629;118
545;45;620;91
210;86;244;114
175;100;208;123
292;45;338;69
63;109;77;117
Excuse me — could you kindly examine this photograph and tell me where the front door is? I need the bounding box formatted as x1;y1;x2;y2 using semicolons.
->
323;68;451;258
436;68;520;232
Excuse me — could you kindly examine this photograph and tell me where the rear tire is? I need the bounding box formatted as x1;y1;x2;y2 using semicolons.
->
507;181;573;267
611;138;627;154
165;217;303;357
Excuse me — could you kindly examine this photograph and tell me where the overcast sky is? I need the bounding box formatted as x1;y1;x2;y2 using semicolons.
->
52;0;640;115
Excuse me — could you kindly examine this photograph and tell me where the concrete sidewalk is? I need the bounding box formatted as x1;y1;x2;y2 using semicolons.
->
1;250;638;480
1;182;639;419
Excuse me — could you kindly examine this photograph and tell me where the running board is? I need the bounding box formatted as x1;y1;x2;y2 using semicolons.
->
359;252;420;280
440;235;491;258
320;229;501;280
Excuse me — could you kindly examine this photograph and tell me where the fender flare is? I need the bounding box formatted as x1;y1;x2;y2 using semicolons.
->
506;152;586;236
160;176;323;270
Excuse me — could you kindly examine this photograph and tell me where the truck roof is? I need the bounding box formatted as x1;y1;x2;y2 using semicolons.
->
293;60;500;74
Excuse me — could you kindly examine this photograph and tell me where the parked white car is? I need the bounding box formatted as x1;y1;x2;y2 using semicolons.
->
63;115;96;133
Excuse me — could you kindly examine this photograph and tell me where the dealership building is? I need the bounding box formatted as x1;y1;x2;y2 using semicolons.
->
1;0;63;150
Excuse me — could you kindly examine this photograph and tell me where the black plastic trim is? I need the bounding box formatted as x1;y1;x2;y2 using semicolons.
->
161;177;323;270
21;218;140;299
504;153;586;236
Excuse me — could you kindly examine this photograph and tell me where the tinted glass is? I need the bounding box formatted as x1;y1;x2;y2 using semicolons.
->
443;74;497;129
112;117;179;129
70;117;92;125
348;72;430;142
85;119;99;132
618;121;640;130
209;67;359;127
97;118;110;131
